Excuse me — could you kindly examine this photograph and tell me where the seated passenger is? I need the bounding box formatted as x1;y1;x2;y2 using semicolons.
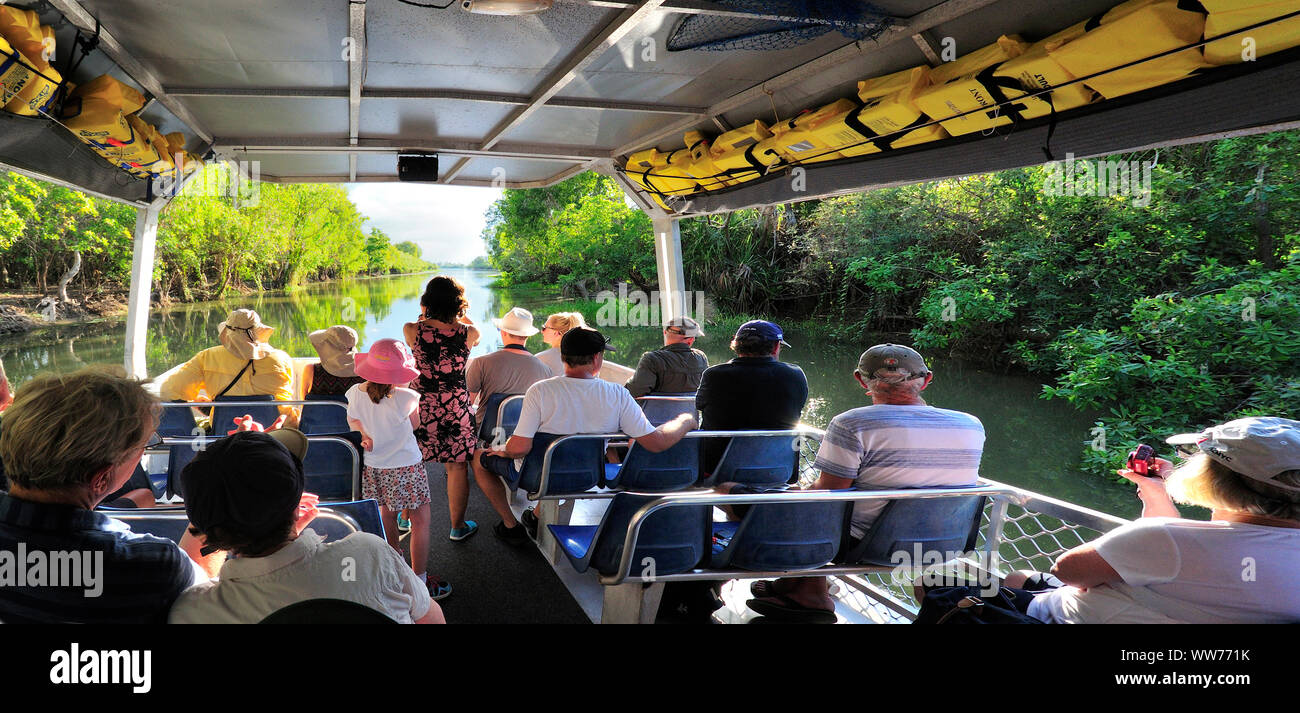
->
738;344;984;622
535;311;586;377
168;430;445;624
472;327;697;543
696;320;808;476
303;324;365;397
160;308;298;427
466;306;550;434
0;368;217;624
624;316;708;398
1009;417;1300;624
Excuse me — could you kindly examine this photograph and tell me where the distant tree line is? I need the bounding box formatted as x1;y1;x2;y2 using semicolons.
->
0;165;436;306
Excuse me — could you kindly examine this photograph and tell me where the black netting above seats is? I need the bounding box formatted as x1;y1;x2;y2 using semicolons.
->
666;0;893;52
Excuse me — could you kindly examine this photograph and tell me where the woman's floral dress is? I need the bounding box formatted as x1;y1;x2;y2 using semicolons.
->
410;321;476;463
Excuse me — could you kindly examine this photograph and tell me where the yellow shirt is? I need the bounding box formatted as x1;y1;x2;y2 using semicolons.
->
160;346;297;425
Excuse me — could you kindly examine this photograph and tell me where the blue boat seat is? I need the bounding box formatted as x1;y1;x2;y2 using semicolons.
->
165;438;215;499
638;392;697;426
603;437;700;491
298;394;351;435
838;489;987;566
476;392;524;445
210;394;281;434
549;493;709;577
709;434;799;486
102;499;386;545
517;432;605;496
710;496;848;570
157;402;200;437
301;437;360;501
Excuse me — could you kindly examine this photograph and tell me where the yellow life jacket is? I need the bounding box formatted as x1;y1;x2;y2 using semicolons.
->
1046;0;1209;99
843;65;948;157
1200;0;1300;64
0;35;37;112
61;75;153;170
682;130;732;191
993;22;1100;120
0;9;59;116
913;36;1034;137
757;98;870;165
624;146;699;206
166;132;204;175
707;120;780;185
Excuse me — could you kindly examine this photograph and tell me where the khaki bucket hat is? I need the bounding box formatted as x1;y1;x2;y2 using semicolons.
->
309;325;359;377
218;309;275;361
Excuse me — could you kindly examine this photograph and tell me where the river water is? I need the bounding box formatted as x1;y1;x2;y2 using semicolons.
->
0;269;1138;518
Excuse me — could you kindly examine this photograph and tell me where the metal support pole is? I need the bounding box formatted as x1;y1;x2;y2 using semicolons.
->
652;216;685;325
124;199;164;379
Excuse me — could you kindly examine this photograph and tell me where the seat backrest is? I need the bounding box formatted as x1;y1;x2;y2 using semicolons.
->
301;438;360;501
307;500;384;540
477;392;509;442
498;395;524;439
260;598;398;625
157;402;199;437
843;491;987;566
298;394;351;435
614;438;700;491
711;434;799;486
639;393;697;426
517;432;605;495
713;498;848;571
589;493;710;578
103;509;190;543
166;439;214;498
211;394;280;434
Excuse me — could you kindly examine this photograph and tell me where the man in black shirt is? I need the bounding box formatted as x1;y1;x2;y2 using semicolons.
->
696;320;808;475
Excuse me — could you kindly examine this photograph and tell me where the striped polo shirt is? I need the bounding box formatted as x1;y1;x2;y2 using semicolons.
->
0;493;200;624
812;404;985;539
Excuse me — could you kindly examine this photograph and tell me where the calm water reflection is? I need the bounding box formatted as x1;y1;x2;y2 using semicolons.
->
0;269;1136;517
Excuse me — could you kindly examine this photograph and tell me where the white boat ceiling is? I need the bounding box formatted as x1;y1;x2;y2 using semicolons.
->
0;0;1298;213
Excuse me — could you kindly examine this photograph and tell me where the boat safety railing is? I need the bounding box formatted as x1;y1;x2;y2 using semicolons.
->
531;428;823;500
600;482;1020;586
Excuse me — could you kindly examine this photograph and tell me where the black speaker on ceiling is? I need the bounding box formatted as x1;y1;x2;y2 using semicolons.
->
397;153;440;182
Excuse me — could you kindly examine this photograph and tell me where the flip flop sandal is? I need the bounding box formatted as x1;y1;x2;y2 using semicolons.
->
750;580;780;598
746;594;837;624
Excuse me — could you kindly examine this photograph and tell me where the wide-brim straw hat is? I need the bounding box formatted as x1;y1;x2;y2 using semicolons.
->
218;309;275;361
492;307;540;337
309;325;359;377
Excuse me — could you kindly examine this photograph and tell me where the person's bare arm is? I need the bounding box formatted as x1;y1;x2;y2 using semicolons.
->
1118;458;1181;519
178;529;225;580
403;322;418;349
632;413;697;453
415;599;446;624
1051;543;1122;589
465;323;481;348
807;471;854;491
301;365;314;397
348;417;374;451
494;434;533;459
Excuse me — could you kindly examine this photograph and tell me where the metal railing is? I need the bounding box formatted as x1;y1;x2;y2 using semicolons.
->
529;428;822;500
600;483;1020;586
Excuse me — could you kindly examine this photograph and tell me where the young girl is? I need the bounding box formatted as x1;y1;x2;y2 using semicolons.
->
347;338;451;600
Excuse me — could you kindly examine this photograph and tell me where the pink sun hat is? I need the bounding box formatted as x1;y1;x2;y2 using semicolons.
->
354;338;421;385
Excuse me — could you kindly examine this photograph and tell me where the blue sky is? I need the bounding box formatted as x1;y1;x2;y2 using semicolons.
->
345;183;503;265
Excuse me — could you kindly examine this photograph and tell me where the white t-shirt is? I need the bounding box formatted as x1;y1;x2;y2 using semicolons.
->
514;375;656;447
345;384;423;469
1028;517;1300;624
168;530;431;624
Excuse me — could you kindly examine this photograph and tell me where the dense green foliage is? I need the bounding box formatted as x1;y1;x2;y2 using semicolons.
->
483;172;655;296
0;165;434;302
487;131;1300;478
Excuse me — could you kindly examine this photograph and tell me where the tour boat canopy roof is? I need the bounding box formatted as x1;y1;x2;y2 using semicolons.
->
1;0;1299;216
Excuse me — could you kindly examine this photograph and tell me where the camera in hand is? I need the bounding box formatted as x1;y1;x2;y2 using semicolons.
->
1126;443;1158;477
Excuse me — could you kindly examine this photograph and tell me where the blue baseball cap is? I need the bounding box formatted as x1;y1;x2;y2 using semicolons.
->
733;320;791;348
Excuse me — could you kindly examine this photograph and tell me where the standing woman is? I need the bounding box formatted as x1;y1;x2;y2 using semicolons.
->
405;276;481;541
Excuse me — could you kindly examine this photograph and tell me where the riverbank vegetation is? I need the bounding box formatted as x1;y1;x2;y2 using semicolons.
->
484;130;1300;477
0;165;435;316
